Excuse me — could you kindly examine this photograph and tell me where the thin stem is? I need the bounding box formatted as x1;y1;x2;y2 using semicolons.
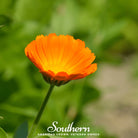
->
28;84;55;138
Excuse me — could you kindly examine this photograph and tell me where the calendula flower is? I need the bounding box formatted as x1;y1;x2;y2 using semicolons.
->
25;33;97;86
25;33;97;137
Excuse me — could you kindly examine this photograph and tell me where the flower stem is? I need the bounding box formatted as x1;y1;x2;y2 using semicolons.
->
28;84;55;138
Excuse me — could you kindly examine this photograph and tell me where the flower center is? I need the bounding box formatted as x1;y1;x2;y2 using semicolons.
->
46;64;70;74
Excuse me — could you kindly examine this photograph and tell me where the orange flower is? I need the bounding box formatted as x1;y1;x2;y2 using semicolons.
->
25;33;97;86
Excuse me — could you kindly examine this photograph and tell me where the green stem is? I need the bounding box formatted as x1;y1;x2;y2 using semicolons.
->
28;84;55;138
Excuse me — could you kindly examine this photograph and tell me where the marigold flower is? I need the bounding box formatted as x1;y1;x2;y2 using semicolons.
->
25;33;97;86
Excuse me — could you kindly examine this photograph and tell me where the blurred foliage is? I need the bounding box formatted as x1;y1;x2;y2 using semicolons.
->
14;122;28;138
0;127;8;138
0;0;138;137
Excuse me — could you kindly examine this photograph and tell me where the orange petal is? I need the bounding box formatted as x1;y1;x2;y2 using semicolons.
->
68;74;85;80
25;33;97;85
54;72;69;80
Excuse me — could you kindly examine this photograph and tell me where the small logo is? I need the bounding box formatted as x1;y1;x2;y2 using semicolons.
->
38;121;100;137
47;121;90;133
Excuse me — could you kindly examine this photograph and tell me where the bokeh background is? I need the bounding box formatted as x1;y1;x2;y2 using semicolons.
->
0;0;138;138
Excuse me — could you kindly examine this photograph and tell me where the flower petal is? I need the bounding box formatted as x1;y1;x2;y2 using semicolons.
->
25;33;97;85
54;72;69;80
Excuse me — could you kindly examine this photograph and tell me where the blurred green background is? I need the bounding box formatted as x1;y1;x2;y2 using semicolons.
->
0;0;138;138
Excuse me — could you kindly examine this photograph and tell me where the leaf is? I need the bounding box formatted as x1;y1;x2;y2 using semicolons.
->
0;116;4;119
0;127;8;138
0;15;11;26
14;121;28;138
14;0;54;24
81;83;101;106
0;73;19;103
0;0;14;15
0;104;36;117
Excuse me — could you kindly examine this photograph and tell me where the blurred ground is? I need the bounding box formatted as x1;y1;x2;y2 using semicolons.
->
85;56;138;138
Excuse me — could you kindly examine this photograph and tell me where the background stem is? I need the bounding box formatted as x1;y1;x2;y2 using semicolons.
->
28;84;55;138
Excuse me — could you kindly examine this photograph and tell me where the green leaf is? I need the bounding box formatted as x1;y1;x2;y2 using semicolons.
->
0;0;13;15
14;0;54;24
14;121;28;138
0;127;8;138
0;116;4;119
0;15;11;26
81;82;101;106
0;73;19;103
